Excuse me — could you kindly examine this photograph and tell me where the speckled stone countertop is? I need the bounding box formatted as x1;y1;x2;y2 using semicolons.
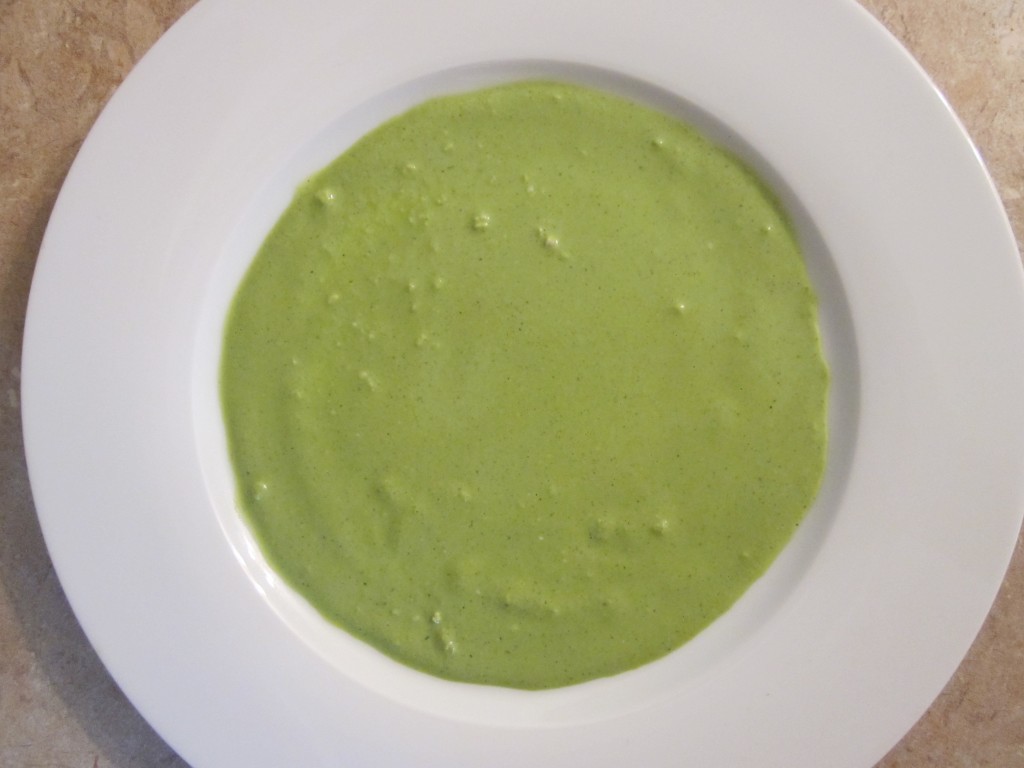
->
1;2;1021;766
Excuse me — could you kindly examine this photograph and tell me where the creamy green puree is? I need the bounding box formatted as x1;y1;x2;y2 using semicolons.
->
221;81;828;689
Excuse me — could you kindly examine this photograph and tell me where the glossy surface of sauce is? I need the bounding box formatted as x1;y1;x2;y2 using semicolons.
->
220;81;829;688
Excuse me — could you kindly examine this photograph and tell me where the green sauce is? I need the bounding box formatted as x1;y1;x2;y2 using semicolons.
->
221;81;828;689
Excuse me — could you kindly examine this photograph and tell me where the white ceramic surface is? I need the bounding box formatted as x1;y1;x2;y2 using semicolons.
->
21;1;1024;766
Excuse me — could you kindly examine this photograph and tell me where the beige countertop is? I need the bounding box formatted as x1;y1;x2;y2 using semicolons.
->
1;1;1021;766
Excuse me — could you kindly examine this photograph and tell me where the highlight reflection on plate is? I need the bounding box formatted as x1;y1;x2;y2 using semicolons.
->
21;1;1024;766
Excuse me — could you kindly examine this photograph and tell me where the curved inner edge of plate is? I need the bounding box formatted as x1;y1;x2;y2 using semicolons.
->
190;59;860;728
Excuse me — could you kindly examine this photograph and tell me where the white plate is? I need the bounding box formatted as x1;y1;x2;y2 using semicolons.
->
21;1;1024;766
